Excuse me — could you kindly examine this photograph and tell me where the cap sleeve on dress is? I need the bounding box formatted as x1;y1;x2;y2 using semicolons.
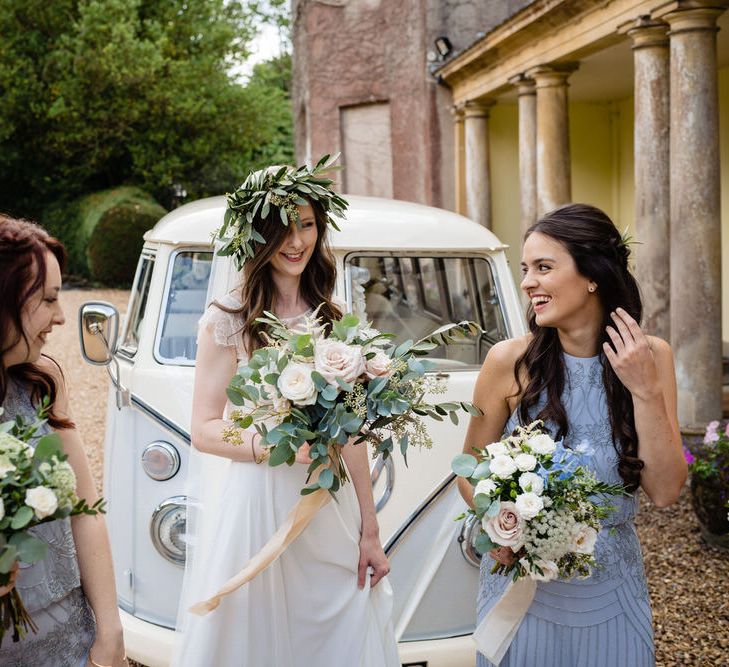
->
197;293;247;359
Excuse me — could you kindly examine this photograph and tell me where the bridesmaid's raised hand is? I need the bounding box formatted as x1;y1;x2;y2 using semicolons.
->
603;308;660;401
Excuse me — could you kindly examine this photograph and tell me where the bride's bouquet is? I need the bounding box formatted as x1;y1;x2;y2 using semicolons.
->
0;403;105;645
452;421;626;582
224;309;481;495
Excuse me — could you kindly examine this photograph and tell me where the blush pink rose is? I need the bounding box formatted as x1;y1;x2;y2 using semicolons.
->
314;339;366;387
482;501;525;550
364;350;392;380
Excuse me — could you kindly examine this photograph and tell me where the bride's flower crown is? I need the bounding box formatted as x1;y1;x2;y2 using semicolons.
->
216;154;349;269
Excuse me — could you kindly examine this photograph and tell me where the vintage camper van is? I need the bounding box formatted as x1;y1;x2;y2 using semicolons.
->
78;195;527;666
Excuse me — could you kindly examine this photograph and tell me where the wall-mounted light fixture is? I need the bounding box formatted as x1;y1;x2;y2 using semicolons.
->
434;36;453;59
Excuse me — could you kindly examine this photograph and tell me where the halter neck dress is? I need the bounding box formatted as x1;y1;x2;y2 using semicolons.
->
476;352;653;666
0;377;95;667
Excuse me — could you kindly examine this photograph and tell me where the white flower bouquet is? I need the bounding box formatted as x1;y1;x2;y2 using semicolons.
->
224;309;482;494
0;405;105;645
452;421;627;582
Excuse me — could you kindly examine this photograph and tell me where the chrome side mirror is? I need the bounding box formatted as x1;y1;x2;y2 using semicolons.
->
79;301;119;365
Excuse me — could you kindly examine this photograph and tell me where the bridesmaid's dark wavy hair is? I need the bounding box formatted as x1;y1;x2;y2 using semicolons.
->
217;199;341;351
514;203;644;491
0;215;74;429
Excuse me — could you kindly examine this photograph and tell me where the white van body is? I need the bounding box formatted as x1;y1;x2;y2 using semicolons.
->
95;195;527;666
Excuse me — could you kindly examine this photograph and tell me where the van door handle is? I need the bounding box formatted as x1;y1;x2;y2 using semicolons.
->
370;454;395;513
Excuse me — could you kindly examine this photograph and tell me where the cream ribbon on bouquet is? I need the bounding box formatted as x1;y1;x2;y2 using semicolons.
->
472;578;537;665
189;486;332;615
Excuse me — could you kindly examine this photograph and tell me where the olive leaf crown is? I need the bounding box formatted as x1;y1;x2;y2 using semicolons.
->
216;154;348;269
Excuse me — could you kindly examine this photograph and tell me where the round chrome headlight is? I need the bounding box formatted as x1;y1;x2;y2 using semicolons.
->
458;513;484;568
150;496;189;565
141;441;180;481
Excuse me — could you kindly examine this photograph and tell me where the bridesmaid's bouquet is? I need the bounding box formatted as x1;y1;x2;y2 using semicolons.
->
452;421;626;582
0;404;105;645
224;309;481;495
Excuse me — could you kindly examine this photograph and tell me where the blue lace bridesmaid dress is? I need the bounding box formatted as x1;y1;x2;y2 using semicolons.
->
0;378;96;667
477;352;654;666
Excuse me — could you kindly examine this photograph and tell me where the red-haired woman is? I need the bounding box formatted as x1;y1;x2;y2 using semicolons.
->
0;215;127;667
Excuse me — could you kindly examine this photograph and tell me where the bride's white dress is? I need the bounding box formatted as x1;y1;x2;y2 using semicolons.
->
174;295;399;667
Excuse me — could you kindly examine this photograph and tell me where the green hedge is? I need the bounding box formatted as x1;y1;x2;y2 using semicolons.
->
44;187;166;286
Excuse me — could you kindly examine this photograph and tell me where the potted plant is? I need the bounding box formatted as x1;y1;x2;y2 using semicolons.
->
684;420;729;550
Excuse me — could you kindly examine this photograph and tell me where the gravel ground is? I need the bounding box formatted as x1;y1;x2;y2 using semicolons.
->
46;288;728;666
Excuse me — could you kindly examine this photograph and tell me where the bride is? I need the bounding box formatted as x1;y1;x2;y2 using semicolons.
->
173;162;399;666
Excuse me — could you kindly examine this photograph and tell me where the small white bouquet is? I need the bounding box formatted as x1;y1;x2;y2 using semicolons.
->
0;404;105;644
452;421;627;582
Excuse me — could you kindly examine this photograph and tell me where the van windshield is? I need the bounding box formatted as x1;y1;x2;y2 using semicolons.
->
347;255;508;370
156;250;213;364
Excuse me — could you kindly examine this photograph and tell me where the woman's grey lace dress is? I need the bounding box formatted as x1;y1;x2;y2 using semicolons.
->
0;378;95;667
477;353;654;667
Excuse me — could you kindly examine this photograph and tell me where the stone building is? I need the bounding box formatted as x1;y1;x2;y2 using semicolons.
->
293;0;729;430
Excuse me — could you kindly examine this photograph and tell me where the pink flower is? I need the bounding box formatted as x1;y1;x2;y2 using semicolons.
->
683;448;695;464
482;501;525;550
704;431;720;444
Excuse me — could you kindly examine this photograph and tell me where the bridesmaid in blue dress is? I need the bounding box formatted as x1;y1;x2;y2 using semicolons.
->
0;216;127;666
459;204;687;666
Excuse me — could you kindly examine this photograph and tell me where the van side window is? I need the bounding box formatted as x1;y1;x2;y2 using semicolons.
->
119;255;155;357
348;255;508;370
156;250;213;364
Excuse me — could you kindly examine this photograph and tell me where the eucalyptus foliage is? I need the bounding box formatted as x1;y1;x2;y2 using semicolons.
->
225;312;482;496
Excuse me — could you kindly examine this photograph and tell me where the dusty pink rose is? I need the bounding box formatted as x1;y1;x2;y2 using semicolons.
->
314;339;366;387
482;501;525;550
364;350;392;380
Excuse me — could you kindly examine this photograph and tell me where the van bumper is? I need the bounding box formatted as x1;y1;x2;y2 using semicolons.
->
121;609;174;667
121;608;475;667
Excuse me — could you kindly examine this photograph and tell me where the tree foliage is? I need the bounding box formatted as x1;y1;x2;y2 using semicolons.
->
0;0;294;216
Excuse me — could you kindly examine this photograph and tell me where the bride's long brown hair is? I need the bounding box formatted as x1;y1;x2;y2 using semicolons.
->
0;215;74;429
513;204;644;491
217;199;341;351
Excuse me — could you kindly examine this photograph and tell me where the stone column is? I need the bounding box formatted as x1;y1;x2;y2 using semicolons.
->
653;1;728;427
452;104;467;215
463;99;495;228
527;64;578;217
510;75;537;236
626;18;670;341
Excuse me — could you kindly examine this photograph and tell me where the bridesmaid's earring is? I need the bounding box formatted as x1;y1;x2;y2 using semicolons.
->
588;286;596;293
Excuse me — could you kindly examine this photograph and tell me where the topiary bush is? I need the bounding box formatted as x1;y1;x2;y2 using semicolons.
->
44;186;166;286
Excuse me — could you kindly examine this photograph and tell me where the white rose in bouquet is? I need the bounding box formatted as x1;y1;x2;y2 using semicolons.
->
277;363;318;406
527;433;557;455
483;501;525;549
489;454;518;479
522;558;559;582
0;454;16;478
364;350;392;380
518;472;544;495
474;479;497;497
514;452;537;471
314;339;365;386
25;486;59;519
514;492;544;520
570;524;598;554
485;442;508;458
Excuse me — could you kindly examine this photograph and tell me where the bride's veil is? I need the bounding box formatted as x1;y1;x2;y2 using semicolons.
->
171;246;238;665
